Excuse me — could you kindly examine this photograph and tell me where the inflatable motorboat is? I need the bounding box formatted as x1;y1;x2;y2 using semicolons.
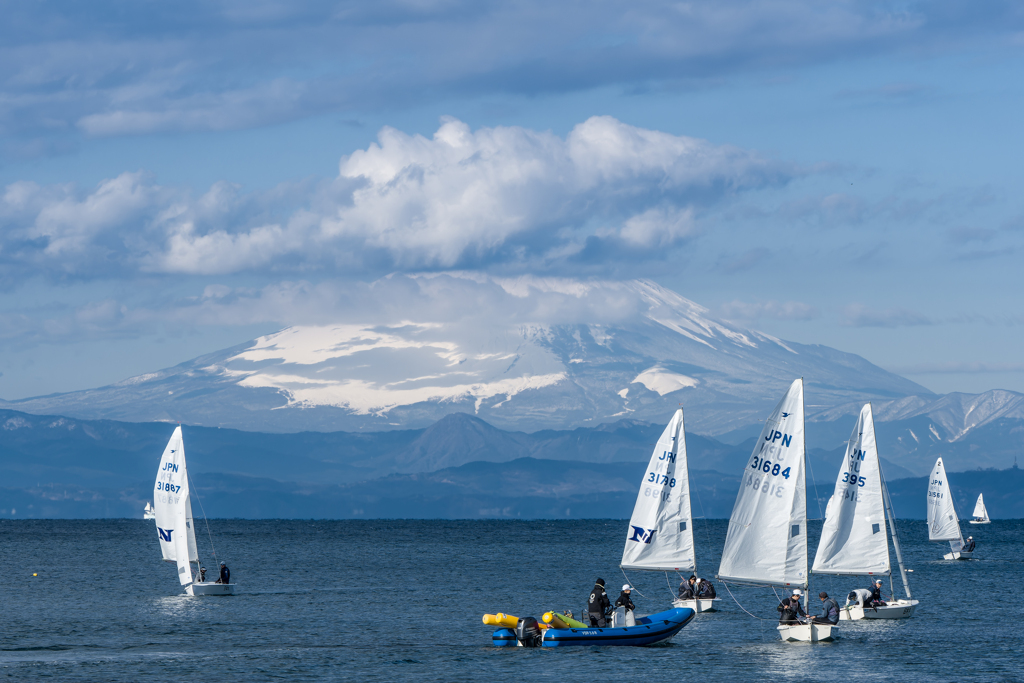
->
489;607;695;647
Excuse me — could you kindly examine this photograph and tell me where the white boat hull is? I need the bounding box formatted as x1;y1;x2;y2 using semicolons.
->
840;599;918;621
943;551;973;560
777;623;837;642
969;520;990;524
186;582;234;596
671;598;720;613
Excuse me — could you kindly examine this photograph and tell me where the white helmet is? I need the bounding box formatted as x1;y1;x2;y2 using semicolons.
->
792;589;802;596
622;584;632;591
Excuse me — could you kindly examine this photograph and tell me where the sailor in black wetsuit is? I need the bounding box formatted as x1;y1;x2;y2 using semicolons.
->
696;578;716;599
588;578;611;627
963;536;976;552
217;562;230;584
777;589;806;624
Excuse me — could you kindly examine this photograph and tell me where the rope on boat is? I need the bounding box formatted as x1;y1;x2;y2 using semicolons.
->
620;567;648;599
188;472;219;567
721;581;772;622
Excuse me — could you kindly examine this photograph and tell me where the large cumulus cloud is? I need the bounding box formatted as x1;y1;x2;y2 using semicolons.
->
0;116;790;282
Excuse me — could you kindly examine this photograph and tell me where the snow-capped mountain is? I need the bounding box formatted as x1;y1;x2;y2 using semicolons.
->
1;277;931;434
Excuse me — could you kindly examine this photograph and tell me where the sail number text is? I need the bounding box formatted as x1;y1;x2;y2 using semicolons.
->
647;472;676;486
156;481;181;493
750;456;791;479
841;472;866;487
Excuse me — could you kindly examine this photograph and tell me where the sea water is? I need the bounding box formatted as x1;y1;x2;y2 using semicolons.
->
1;518;1022;681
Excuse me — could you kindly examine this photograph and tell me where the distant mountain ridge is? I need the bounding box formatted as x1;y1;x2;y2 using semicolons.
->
0;276;930;434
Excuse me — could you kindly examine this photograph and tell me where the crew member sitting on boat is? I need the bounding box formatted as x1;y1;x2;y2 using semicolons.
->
963;536;975;552
777;589;806;624
869;579;887;606
846;588;872;608
588;578;611;627
199;566;207;582
696;578;716;599
809;591;840;625
677;575;697;600
216;562;230;584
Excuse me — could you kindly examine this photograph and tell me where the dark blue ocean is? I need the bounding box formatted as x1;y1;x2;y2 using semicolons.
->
1;518;1022;681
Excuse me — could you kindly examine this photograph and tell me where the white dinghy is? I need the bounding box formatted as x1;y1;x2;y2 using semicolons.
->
813;404;918;621
718;379;835;643
927;457;972;560
154;426;234;596
620;409;720;614
143;502;156;520
969;494;991;524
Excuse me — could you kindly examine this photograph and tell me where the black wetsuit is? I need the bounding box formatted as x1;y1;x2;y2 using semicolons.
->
615;591;635;612
218;564;230;584
963;539;976;552
869;585;886;606
588;584;611;627
777;598;806;624
696;579;716;599
678;580;696;600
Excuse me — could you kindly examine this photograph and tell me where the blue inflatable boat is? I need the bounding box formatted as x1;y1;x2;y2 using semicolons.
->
492;607;695;647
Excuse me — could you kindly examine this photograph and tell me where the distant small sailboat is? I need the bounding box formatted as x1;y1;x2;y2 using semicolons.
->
927;457;972;560
969;494;991;524
620;408;719;613
813;404;918;620
718;379;836;643
143;502;156;520
154;426;234;595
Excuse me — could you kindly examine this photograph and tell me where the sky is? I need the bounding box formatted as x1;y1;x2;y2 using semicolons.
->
2;0;1024;400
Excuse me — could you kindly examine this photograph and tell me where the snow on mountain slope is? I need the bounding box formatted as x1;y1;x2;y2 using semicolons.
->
0;276;931;434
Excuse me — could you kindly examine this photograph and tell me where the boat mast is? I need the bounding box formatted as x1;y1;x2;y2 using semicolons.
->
880;469;911;599
801;380;809;613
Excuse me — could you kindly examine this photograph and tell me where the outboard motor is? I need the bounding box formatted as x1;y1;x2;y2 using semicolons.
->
514;616;543;647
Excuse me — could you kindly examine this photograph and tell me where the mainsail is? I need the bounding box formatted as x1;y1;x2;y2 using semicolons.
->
153;426;199;586
812;404;889;576
973;494;989;521
718;379;807;587
927;457;963;553
621;409;694;572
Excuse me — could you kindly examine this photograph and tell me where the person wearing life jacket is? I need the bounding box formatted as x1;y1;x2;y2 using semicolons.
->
777;589;806;624
588;578;611;627
868;579;887;606
696;578;717;599
846;588;873;608
809;591;840;625
216;562;230;584
677;575;697;600
963;536;976;552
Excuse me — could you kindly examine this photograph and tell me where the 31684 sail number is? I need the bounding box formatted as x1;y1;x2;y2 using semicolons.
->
749;456;790;479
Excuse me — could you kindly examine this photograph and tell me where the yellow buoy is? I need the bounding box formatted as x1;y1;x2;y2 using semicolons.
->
33;573;37;577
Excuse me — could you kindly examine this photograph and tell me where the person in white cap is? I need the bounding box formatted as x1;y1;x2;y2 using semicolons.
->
777;588;806;624
868;579;887;607
963;535;975;553
615;584;636;626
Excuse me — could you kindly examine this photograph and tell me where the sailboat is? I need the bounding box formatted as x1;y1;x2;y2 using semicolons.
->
718;378;835;643
813;404;918;620
620;408;720;613
969;494;991;524
927;457;972;560
154;426;234;595
143;502;156;520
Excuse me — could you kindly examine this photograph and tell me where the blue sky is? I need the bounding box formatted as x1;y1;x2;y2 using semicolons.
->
2;0;1024;399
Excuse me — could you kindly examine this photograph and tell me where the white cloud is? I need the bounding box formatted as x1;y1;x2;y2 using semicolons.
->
842;303;933;328
719;299;820;323
2;116;789;278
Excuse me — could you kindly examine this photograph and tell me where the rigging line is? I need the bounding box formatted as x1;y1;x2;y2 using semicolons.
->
620;567;648;599
721;581;772;622
665;572;676;602
690;478;714;564
187;471;218;566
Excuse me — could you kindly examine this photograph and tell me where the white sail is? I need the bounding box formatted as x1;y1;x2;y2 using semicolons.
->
812;404;889;576
973;494;989;521
621;409;694;572
153;426;195;586
927;457;963;552
719;379;807;588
